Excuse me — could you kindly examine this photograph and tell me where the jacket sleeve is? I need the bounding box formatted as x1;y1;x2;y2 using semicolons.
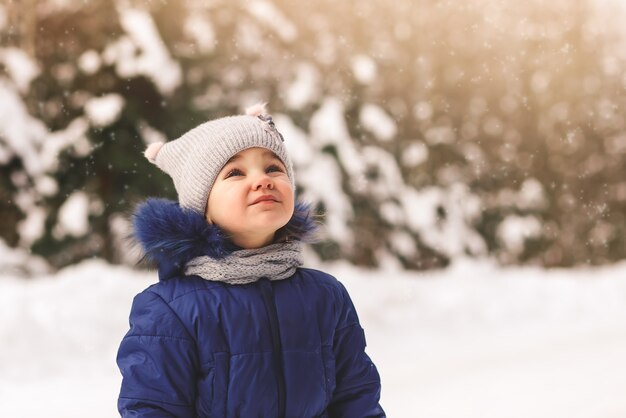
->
328;281;385;418
117;289;198;417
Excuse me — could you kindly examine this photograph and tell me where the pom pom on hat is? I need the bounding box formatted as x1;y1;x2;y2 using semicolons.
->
245;102;268;117
145;142;164;162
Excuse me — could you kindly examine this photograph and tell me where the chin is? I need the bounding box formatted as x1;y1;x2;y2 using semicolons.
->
260;219;289;233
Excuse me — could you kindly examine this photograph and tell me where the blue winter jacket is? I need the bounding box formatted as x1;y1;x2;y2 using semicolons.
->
117;199;385;417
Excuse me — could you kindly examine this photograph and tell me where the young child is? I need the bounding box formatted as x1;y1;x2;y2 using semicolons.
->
117;104;385;417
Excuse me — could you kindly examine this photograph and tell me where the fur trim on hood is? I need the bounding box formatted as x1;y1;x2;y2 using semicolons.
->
132;198;317;280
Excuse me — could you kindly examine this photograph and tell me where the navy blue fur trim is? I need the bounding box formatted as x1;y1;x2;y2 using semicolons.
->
133;199;232;267
133;198;318;273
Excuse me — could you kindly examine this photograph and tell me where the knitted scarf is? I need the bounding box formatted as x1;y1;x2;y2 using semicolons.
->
185;241;303;284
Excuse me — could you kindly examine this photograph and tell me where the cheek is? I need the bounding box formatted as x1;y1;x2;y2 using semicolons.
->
212;183;238;201
280;182;295;203
207;186;239;220
280;186;295;216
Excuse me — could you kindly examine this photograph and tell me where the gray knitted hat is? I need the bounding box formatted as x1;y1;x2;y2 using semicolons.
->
144;103;294;214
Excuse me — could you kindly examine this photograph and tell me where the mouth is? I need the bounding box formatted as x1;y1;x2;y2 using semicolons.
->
250;195;279;205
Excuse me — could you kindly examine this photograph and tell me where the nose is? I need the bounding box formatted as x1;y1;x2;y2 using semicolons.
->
252;172;274;190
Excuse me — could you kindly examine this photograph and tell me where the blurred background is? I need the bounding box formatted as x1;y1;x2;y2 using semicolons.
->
1;0;626;417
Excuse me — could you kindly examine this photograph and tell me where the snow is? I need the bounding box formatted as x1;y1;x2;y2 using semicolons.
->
184;15;216;54
388;230;417;258
400;184;487;257
275;114;313;166
0;48;40;93
401;140;429;167
1;258;626;418
16;205;46;247
331;259;626;418
248;0;298;43
0;80;49;177
0;99;90;246
77;50;102;75
360;146;405;199
310;98;366;187
285;63;320;111
44;117;91;162
37;116;90;173
34;175;58;197
380;201;405;226
104;8;182;96
84;94;124;127
137;119;168;146
360;104;397;142
0;239;49;276
517;178;547;210
352;54;378;84
299;154;355;247
108;213;141;265
304;100;487;259
497;214;543;255
0;73;90;217
54;192;90;239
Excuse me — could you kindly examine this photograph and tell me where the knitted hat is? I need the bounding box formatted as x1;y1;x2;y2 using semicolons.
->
144;103;294;214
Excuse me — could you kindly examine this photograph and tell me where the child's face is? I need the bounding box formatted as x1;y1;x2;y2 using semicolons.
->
206;147;294;249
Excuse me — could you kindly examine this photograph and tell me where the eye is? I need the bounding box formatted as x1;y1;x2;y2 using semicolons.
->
266;164;284;174
224;168;243;178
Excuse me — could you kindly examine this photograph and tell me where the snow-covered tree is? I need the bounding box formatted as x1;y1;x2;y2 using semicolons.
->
1;0;625;273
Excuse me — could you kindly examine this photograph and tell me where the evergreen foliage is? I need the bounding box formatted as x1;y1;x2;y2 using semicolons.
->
1;0;625;271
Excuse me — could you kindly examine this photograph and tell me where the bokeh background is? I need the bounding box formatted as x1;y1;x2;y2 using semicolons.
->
1;0;626;417
2;0;626;272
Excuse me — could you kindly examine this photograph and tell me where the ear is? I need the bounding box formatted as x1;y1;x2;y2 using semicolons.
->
245;102;268;117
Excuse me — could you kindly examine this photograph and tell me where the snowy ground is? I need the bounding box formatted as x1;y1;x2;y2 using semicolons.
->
1;258;626;418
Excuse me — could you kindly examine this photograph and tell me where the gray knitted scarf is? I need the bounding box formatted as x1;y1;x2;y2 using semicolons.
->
184;241;303;285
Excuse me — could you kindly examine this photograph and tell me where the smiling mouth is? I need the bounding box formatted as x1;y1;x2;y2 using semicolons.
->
251;196;279;205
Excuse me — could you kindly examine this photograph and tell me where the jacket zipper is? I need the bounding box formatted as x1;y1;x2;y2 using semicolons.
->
259;277;287;418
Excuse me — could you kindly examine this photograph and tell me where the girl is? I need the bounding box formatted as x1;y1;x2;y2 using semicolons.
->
117;104;385;417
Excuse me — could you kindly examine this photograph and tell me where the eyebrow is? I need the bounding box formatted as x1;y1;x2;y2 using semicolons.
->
223;150;280;165
224;155;241;165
